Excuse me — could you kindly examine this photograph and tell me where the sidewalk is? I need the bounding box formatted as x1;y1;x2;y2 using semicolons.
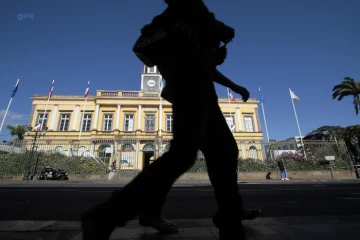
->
0;178;359;188
1;216;359;240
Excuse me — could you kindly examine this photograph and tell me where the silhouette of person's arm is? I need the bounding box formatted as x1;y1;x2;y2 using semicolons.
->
214;70;250;102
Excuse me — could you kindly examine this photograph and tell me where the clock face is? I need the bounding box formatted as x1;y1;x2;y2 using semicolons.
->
147;79;156;87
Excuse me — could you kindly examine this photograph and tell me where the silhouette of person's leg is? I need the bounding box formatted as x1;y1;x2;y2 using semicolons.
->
199;102;244;228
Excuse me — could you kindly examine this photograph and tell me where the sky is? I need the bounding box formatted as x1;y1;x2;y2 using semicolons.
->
0;0;359;142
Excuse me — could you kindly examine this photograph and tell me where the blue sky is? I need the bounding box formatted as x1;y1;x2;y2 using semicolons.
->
0;0;359;141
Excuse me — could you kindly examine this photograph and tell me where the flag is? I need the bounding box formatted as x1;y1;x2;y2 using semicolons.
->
48;80;55;100
228;88;236;102
258;87;265;103
10;80;19;98
289;88;300;102
34;123;41;131
84;81;90;98
230;124;235;132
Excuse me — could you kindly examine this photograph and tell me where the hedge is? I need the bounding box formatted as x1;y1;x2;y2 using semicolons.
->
0;150;354;176
0;152;106;176
188;152;353;172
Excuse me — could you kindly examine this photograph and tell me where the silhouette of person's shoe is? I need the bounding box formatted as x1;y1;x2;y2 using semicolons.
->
81;203;128;240
138;214;179;233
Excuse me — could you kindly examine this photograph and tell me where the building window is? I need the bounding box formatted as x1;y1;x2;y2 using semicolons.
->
102;114;113;131
36;113;48;128
58;114;70;131
81;114;92;132
145;114;155;132
166;114;173;132
244;116;254;132
225;115;235;132
249;146;258;159
54;146;64;153
124;114;134;131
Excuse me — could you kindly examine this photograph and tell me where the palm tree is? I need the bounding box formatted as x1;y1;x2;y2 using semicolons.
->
6;124;27;140
332;77;360;115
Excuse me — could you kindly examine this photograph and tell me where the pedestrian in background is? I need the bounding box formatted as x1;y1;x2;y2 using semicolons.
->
278;157;289;180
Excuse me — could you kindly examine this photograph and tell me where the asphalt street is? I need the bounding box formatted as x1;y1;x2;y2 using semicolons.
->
1;182;360;221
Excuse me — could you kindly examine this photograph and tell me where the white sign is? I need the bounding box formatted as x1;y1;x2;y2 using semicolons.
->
105;147;113;153
325;156;335;161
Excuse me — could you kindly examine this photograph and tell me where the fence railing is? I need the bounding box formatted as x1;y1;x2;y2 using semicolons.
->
0;138;355;179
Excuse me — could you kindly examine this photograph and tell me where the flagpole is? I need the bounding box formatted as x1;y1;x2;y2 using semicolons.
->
40;101;50;130
258;87;273;160
158;79;163;157
40;80;55;130
0;79;19;134
227;88;233;134
259;87;270;143
159;80;162;137
78;97;87;141
79;81;90;141
0;99;14;134
289;88;307;159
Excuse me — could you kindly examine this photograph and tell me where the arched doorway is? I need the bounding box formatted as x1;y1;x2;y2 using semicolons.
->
249;146;258;160
121;144;135;169
143;143;155;169
98;144;111;164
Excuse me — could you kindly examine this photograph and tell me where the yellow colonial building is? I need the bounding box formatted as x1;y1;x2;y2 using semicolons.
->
26;65;264;170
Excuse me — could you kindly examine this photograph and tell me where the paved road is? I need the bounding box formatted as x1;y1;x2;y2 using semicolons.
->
1;182;360;221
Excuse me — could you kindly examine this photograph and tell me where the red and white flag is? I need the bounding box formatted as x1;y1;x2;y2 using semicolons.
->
47;80;55;100
34;123;41;131
228;88;236;102
84;81;90;98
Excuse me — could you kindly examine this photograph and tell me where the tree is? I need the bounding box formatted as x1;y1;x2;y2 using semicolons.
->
306;125;360;158
306;125;344;140
332;77;360;115
6;124;27;140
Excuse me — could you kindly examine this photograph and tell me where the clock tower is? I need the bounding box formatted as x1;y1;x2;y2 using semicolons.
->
141;64;162;92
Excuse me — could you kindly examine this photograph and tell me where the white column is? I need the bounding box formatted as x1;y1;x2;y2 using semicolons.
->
241;144;246;159
137;105;142;130
93;104;100;130
72;105;80;131
68;144;72;157
90;143;95;157
113;142;118;170
255;108;261;132
158;141;163;157
115;104;121;130
136;141;140;169
158;104;162;136
236;108;243;131
49;105;58;130
45;143;50;153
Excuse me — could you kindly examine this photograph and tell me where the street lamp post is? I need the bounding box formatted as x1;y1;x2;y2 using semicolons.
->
23;126;47;180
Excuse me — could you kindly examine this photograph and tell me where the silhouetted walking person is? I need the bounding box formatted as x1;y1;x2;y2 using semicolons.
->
82;1;255;239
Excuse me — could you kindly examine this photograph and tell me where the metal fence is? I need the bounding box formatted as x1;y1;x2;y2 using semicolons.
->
0;138;355;179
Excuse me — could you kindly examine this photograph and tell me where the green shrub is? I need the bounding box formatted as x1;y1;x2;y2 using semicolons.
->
0;152;106;176
186;156;352;173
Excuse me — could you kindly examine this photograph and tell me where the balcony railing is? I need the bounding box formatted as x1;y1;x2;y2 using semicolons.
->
101;92;118;96
122;92;139;97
